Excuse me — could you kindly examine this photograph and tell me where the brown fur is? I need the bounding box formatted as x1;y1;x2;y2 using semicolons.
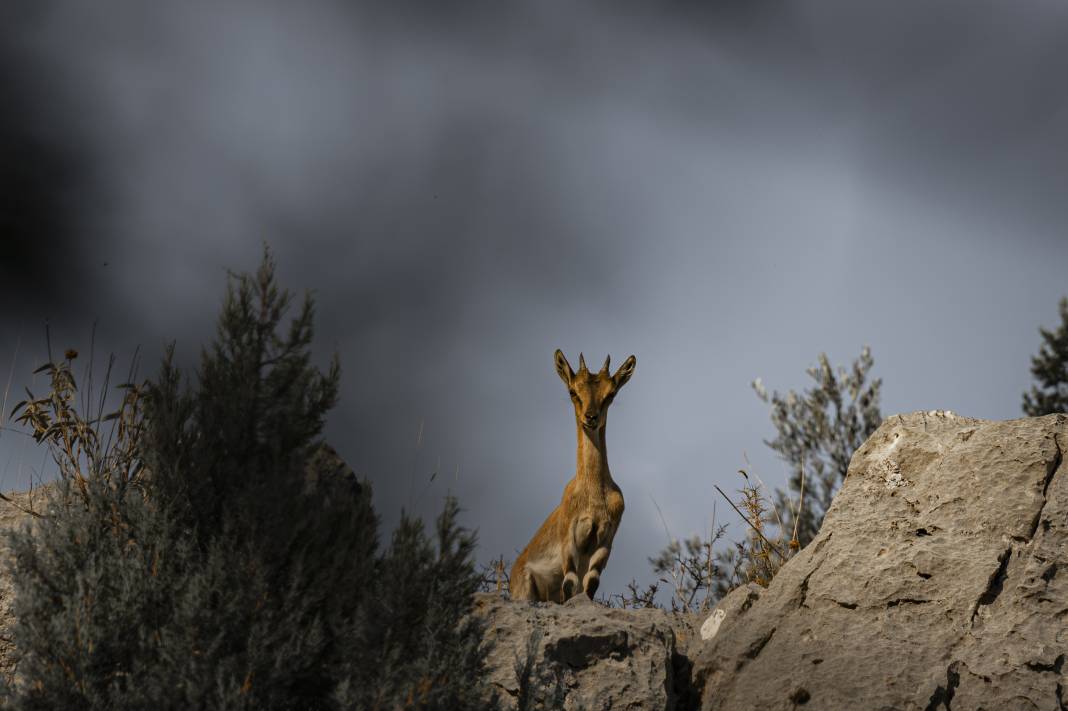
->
510;350;636;602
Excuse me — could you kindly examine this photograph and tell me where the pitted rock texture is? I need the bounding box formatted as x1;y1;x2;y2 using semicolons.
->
474;592;700;710
0;487;48;685
694;411;1068;711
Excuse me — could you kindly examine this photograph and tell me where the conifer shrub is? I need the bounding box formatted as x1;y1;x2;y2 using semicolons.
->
3;250;494;710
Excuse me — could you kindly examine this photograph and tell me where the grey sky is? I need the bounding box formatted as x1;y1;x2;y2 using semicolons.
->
2;0;1067;599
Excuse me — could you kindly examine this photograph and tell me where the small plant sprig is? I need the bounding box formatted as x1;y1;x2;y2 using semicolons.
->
10;339;147;509
478;554;511;595
649;530;728;613
642;459;808;611
606;578;662;609
644;496;729;613
714;460;807;589
715;471;781;586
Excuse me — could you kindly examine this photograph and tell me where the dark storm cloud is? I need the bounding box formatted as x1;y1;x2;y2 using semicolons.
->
801;1;1068;235
0;4;93;316
2;0;1068;598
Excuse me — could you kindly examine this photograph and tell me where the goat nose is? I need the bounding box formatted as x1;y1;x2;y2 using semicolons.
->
584;412;597;422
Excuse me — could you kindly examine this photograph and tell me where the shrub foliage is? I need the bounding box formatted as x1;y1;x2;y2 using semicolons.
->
1023;296;1068;417
633;349;881;612
4;251;492;710
752;347;882;547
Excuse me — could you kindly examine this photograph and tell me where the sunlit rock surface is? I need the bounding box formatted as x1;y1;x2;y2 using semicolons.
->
0;487;48;686
694;412;1068;710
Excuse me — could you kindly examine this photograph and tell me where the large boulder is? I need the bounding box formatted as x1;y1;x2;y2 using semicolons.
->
694;411;1068;710
474;592;701;710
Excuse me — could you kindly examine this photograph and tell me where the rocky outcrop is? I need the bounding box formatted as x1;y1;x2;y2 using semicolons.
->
474;592;701;710
1;416;1065;709
694;412;1068;710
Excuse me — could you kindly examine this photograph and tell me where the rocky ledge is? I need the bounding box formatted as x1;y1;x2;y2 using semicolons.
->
478;412;1068;710
473;591;701;710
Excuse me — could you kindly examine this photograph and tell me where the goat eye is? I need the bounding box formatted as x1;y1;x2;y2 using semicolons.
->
568;390;578;399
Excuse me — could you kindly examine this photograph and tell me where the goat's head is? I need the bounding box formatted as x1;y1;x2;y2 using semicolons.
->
554;349;636;432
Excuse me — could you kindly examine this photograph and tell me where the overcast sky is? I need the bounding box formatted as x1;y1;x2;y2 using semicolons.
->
3;0;1068;600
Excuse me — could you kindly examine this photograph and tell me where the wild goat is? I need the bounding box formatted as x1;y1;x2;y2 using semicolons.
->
510;349;636;602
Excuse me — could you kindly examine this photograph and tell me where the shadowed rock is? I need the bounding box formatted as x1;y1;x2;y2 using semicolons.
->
474;592;701;710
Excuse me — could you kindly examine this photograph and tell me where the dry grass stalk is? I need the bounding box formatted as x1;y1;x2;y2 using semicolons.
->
478;554;511;596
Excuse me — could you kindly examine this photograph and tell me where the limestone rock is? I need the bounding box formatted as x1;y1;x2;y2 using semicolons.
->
699;584;761;642
694;412;1068;711
474;592;700;710
0;487;49;685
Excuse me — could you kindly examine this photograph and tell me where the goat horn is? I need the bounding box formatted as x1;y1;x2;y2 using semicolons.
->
601;355;610;373
578;353;587;372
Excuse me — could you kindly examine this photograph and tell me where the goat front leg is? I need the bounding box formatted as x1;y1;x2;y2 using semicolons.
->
582;546;611;598
561;553;580;601
564;515;595;601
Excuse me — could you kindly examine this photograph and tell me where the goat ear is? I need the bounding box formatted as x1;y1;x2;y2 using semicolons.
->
554;349;574;386
612;355;636;389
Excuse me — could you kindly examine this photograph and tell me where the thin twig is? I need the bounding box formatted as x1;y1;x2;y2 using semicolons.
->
84;321;96;419
0;492;42;519
745;452;785;534
649;495;674;544
792;456;806;547
1;337;19;432
97;354;118;475
707;500;716;602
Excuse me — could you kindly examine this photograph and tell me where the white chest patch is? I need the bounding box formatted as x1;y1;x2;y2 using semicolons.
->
526;553;563;581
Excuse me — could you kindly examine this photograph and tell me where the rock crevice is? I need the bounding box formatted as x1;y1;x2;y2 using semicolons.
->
923;660;960;711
